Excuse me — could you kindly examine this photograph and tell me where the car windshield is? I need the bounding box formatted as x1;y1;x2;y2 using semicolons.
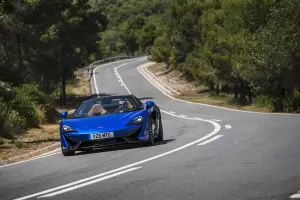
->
70;96;141;118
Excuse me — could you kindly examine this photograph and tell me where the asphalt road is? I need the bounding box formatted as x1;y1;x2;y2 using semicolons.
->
1;57;300;200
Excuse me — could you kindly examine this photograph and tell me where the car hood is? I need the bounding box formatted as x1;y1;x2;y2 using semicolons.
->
62;110;146;131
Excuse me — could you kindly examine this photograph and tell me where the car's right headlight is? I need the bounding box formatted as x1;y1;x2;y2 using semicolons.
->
62;125;77;133
126;116;143;126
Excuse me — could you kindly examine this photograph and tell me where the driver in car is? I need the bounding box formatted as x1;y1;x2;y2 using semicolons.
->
117;100;134;113
87;103;108;116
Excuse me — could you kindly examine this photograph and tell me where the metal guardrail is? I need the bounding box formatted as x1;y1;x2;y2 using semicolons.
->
86;55;145;77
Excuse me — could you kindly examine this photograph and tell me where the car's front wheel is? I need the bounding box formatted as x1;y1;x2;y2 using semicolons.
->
156;115;164;142
147;119;155;146
61;145;75;156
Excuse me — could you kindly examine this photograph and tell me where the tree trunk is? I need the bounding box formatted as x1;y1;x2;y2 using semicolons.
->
209;81;215;91
239;80;246;102
246;83;253;104
216;81;220;96
234;83;239;99
16;34;23;73
60;68;67;106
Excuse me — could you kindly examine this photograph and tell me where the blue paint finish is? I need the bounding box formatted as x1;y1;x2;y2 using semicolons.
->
59;95;160;151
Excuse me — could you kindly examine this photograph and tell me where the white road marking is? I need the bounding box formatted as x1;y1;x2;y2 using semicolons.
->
197;135;223;146
138;64;300;116
37;167;142;198
92;58;140;94
169;111;176;114
291;191;300;198
179;115;186;118
114;59;147;94
193;117;203;120
211;119;222;122
225;125;232;129
0;152;61;169
118;79;121;83
120;84;124;87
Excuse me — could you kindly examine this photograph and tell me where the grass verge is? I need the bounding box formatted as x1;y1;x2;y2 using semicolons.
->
0;69;91;164
148;63;272;113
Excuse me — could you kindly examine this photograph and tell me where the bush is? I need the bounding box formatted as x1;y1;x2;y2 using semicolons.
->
4;109;25;137
11;88;41;128
254;96;273;110
0;99;25;138
0;84;58;139
11;84;58;127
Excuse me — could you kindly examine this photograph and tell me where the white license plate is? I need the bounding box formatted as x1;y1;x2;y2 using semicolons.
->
90;132;114;140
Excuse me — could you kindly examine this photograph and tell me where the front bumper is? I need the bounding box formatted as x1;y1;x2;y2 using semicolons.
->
61;126;144;151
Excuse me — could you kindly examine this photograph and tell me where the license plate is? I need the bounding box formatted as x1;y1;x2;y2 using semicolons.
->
90;132;114;140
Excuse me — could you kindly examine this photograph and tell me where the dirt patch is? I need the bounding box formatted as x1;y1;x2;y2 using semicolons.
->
0;124;59;163
148;63;272;113
148;63;207;96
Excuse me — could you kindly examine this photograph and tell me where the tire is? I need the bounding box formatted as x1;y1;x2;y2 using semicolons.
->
156;115;164;142
147;119;155;146
61;145;75;156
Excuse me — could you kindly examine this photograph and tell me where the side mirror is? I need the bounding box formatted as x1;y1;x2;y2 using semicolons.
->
60;111;68;119
145;101;154;110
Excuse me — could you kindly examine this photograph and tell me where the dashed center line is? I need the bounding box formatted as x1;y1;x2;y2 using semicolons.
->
225;125;232;129
291;191;300;199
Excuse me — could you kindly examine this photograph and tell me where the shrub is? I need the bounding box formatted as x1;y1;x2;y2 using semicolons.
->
16;84;48;105
0;84;58;139
0;137;4;145
11;89;41;128
254;96;273;110
0;106;25;139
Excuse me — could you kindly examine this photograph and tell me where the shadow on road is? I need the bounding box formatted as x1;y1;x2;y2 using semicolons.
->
75;139;176;156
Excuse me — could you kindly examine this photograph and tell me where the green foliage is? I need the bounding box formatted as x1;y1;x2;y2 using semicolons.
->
0;99;26;138
11;84;46;127
148;0;300;112
90;0;167;56
0;84;57;139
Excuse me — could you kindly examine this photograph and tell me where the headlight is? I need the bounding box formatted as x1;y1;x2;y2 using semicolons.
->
126;116;143;125
62;125;77;133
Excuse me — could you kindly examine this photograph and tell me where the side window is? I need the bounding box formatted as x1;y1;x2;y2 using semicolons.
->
133;96;143;109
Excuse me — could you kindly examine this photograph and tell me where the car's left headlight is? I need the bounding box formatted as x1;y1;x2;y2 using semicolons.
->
126;116;143;126
62;125;77;133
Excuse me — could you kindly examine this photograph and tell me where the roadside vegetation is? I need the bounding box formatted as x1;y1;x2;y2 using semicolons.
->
0;0;103;142
148;63;273;113
0;70;91;163
92;0;300;113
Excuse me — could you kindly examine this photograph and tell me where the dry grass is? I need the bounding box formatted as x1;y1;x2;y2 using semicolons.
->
0;68;91;164
71;70;91;96
178;95;272;113
148;63;272;113
0;124;59;162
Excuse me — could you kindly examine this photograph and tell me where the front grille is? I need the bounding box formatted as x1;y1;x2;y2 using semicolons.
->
79;137;127;149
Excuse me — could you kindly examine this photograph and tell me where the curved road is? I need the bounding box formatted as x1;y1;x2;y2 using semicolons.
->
0;57;300;200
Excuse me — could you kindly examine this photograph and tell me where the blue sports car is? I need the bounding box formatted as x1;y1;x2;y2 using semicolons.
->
59;95;163;156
